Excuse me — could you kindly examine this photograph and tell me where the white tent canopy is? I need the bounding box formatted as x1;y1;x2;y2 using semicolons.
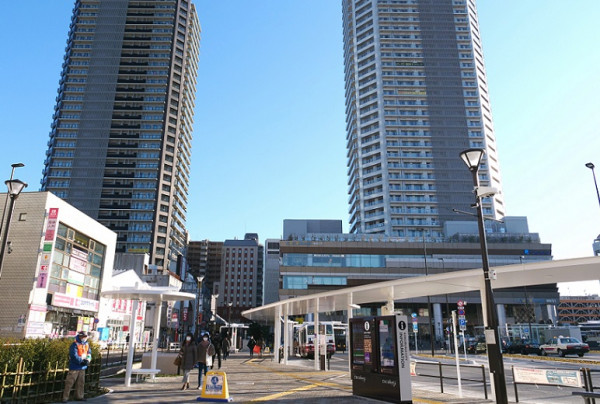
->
101;282;195;386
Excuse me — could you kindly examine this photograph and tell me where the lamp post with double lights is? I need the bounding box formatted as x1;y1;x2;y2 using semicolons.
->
459;148;508;404
0;179;28;281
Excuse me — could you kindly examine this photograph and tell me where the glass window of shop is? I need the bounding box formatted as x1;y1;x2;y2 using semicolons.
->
47;223;106;301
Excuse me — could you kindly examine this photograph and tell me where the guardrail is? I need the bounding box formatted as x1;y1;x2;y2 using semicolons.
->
412;360;488;399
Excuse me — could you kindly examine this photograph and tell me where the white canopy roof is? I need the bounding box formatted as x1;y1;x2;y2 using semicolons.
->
101;286;195;302
243;256;600;322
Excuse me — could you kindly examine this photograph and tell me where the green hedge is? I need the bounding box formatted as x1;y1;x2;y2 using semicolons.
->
0;337;101;370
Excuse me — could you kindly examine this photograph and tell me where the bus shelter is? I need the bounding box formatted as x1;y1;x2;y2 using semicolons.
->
101;283;195;386
243;256;600;371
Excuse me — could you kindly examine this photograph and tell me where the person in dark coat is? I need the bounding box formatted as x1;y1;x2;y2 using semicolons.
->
62;331;91;402
247;336;256;358
222;334;231;360
211;333;222;369
196;333;215;389
179;332;197;390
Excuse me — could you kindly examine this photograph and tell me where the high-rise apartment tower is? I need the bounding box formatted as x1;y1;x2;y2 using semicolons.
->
343;0;505;239
41;0;201;269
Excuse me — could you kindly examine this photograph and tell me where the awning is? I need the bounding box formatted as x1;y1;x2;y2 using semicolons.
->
242;256;600;322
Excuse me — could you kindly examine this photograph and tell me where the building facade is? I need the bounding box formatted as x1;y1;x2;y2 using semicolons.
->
342;0;504;239
217;234;263;323
263;239;281;305
41;0;201;270
558;296;600;325
0;192;116;339
187;240;223;291
278;218;558;338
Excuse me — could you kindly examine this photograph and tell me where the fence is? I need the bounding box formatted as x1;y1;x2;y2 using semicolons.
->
0;358;101;404
412;360;488;399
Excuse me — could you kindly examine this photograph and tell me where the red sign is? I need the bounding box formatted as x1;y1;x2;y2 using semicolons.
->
182;307;188;322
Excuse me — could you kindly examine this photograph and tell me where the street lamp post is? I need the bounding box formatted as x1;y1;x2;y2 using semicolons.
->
0;163;24;238
0;179;28;281
585;163;600;211
459;148;508;404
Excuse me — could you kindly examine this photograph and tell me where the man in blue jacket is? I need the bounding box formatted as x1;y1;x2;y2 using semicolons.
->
62;331;91;402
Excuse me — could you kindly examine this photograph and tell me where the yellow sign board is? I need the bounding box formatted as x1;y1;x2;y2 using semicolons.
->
197;370;233;402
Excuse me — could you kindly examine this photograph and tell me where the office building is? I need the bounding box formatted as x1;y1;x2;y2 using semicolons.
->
0;192;116;338
41;0;201;270
217;234;263;323
263;239;281;305
342;0;504;238
187;240;223;290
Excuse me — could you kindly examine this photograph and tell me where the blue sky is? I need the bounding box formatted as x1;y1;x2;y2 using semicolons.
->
1;1;599;294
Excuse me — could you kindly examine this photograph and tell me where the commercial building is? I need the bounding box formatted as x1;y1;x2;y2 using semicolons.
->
217;234;263;323
41;0;201;271
277;219;558;338
558;295;600;325
342;0;505;238
0;192;116;338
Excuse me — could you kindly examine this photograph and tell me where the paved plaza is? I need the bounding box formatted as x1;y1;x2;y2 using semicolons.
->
80;352;492;403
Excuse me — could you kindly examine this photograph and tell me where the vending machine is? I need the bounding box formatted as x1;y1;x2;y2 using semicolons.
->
350;315;412;403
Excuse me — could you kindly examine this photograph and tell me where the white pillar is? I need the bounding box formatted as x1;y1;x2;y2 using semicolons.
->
274;305;281;363
314;298;319;371
283;303;289;364
347;293;353;372
150;300;163;379
497;304;506;335
124;299;139;387
433;303;443;343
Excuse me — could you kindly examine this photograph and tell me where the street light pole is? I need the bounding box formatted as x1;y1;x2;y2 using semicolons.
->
585;163;600;211
460;148;508;404
0;179;28;282
0;163;24;239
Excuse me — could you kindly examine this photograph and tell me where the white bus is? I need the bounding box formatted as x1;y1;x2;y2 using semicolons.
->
296;321;338;358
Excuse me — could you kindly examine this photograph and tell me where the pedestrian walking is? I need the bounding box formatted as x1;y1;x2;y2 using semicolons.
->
247;336;256;358
62;331;91;402
196;332;215;390
179;332;197;390
222;334;231;360
211;333;222;369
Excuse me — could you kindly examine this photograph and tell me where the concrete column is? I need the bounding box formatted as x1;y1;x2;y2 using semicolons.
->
150;300;163;379
124;299;139;387
433;303;443;342
347;293;353;372
283;303;289;364
314;298;319;371
274;305;281;364
497;304;507;334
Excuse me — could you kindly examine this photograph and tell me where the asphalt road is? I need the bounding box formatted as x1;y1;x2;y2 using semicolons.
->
289;351;600;403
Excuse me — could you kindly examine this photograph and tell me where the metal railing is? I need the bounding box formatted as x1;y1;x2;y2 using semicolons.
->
412;360;488;399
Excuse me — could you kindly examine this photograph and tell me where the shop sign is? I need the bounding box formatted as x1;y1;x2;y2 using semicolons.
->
44;208;59;241
52;292;99;312
26;321;46;336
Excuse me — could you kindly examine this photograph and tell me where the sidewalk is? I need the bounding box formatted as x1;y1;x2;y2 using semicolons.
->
79;352;492;403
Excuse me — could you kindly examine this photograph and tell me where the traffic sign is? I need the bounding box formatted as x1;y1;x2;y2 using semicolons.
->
458;309;465;316
457;300;464;307
411;313;417;318
412;322;418;333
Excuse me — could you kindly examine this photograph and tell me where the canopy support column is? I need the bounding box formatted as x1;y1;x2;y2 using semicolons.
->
274;305;281;363
150;301;163;379
314;298;320;371
283;303;289;364
347;292;353;371
124;299;139;387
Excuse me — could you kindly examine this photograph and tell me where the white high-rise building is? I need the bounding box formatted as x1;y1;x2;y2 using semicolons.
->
343;0;505;240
